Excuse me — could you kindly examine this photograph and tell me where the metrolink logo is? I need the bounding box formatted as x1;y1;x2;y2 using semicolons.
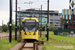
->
71;1;75;7
69;0;75;9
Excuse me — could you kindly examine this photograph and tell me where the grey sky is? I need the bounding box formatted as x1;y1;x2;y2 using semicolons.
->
0;0;9;11
0;0;69;26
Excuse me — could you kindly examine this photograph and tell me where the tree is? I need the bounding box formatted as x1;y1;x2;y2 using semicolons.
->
49;24;55;28
41;25;45;31
0;28;1;31
49;24;55;31
2;24;8;32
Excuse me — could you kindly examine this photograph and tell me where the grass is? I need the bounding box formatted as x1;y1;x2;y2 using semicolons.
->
1;31;75;50
0;37;21;50
49;32;75;44
49;32;75;40
0;30;20;50
39;32;75;50
42;32;75;43
42;41;75;50
12;30;19;34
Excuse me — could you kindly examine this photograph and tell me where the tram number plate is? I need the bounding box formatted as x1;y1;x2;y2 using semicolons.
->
28;34;32;35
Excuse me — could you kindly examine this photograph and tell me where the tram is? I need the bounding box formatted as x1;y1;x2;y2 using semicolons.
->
21;18;39;41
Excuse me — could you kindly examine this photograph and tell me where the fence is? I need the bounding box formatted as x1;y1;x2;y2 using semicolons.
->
54;30;75;35
49;37;75;43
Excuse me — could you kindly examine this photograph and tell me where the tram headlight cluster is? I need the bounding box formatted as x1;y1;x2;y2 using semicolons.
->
25;32;27;35
33;32;36;35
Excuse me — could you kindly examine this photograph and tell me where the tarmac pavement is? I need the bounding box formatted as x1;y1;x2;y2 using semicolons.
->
0;33;15;37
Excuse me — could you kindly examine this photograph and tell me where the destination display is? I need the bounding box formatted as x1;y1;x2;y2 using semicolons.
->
25;20;35;22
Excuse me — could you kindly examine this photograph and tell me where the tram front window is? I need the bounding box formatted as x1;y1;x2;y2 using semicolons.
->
24;22;36;31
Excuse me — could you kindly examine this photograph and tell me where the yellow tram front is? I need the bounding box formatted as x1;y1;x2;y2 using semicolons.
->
21;18;39;41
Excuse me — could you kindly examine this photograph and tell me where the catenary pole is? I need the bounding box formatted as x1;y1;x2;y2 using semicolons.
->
9;0;12;43
15;0;17;40
18;7;21;34
40;5;42;37
47;0;49;41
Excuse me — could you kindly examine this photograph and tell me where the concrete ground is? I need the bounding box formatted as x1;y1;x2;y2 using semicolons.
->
0;33;15;37
0;33;18;40
9;40;43;50
9;42;23;50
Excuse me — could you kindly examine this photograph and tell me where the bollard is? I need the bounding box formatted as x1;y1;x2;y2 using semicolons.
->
54;39;55;41
41;41;44;45
62;40;63;42
51;38;52;40
55;39;56;41
57;39;58;41
66;40;67;43
33;42;36;50
70;41;72;43
56;39;57;41
36;42;38;50
59;40;60;42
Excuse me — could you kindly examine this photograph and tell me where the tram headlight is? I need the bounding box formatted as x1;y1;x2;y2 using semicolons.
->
33;32;36;35
25;32;27;35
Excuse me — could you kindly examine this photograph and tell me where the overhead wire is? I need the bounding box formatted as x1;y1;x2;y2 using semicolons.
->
17;0;40;9
17;0;39;4
17;0;49;10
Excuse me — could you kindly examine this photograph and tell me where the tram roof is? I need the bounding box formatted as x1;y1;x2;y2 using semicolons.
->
22;18;39;22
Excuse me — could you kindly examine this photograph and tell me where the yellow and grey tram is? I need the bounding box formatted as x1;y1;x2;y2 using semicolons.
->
21;18;39;41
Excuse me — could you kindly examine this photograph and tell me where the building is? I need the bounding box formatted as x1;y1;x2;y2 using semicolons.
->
17;9;61;28
62;9;75;30
49;13;61;28
61;0;75;30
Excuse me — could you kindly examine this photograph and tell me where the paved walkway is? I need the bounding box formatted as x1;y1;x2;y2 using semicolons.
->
0;33;16;40
0;33;15;37
9;42;22;50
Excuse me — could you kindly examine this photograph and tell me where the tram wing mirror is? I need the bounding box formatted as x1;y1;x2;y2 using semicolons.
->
22;27;23;29
45;34;47;37
22;27;24;30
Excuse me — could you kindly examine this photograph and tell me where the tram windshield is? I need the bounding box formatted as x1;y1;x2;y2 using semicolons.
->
22;20;39;31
